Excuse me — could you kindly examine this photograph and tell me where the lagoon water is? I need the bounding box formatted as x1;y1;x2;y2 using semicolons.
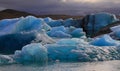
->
0;60;120;71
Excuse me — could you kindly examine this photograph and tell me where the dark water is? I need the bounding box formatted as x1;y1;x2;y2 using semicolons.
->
0;61;120;71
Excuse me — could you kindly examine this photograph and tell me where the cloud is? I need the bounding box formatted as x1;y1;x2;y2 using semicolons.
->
0;0;119;15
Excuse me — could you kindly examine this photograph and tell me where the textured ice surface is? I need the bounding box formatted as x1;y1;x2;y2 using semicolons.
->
45;38;120;62
56;39;79;46
0;55;14;65
110;25;120;32
110;25;120;38
32;29;55;45
47;26;69;38
48;31;71;38
47;20;63;27
90;35;118;46
71;28;85;38
0;31;37;54
0;15;120;64
64;18;74;27
85;13;118;36
14;43;48;64
0;16;51;36
44;17;53;23
0;18;20;35
13;16;44;32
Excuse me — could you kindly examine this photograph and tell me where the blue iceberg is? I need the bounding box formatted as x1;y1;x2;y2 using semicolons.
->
14;43;48;64
13;16;51;33
90;35;118;46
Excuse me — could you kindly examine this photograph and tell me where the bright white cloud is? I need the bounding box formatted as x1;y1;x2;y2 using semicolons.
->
62;0;120;3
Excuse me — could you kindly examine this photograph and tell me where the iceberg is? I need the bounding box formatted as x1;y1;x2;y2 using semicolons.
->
90;35;118;46
14;43;48;64
0;18;20;35
13;16;48;33
0;31;37;54
82;13;118;36
45;38;120;62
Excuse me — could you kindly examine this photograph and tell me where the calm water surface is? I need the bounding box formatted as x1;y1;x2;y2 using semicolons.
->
0;60;120;71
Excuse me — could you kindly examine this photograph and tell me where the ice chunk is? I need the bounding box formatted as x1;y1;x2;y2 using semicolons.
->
44;17;53;23
14;43;48;64
0;18;20;35
110;25;120;38
45;44;78;61
13;16;45;33
64;18;74;27
47;20;63;27
0;55;14;65
110;25;120;32
0;31;37;54
56;39;79;46
71;28;85;38
48;31;71;38
32;29;55;45
47;26;70;38
48;26;67;33
83;13;118;36
90;35;118;46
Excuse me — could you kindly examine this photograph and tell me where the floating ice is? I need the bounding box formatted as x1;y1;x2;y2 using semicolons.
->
45;38;120;62
14;43;48;64
90;35;118;46
13;16;51;33
83;13;118;36
56;39;79;46
0;18;20;35
45;44;78;61
64;18;74;27
0;55;14;65
32;29;55;45
0;31;37;54
71;28;85;38
47;26;70;38
47;20;63;27
110;25;120;32
110;25;120;38
44;17;53;23
48;31;71;38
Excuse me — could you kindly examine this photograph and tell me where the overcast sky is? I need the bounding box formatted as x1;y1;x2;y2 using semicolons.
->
0;0;120;15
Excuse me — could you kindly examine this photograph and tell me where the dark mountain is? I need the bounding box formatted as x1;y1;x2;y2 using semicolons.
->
0;9;83;20
0;9;36;20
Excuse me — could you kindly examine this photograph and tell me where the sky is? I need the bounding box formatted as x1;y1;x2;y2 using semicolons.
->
0;0;120;15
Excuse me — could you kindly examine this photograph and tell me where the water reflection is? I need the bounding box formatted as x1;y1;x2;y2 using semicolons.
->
0;60;120;71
